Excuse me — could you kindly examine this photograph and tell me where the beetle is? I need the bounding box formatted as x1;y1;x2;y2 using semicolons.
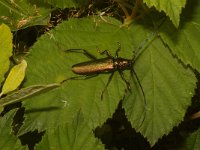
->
65;44;145;101
64;17;165;100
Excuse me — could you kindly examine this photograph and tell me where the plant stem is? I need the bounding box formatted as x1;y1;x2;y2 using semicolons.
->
114;0;130;18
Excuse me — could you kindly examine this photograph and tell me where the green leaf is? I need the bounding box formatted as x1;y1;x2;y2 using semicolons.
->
18;16;196;147
123;37;196;146
0;0;52;30
45;0;89;8
0;83;60;106
0;60;27;97
0;109;23;149
184;127;200;150
144;0;186;27
36;111;104;150
0;23;12;87
160;0;200;72
19;17;128;135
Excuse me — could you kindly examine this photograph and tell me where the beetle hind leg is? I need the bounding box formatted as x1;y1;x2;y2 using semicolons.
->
118;70;131;93
101;72;115;100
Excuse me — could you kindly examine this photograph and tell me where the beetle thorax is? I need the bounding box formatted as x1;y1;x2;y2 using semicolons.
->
114;58;132;70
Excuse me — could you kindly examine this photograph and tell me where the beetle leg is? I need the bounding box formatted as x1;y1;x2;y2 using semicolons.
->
65;49;97;60
118;70;131;93
101;72;115;100
98;49;112;57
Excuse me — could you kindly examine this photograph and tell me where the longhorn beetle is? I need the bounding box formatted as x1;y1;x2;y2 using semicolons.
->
64;19;165;129
65;28;157;102
65;44;141;100
65;21;163;99
65;18;165;99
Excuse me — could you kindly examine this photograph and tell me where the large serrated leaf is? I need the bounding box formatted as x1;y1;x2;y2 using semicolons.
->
19;17;128;135
36;110;104;150
0;60;27;97
144;0;186;27
123;37;196;146
0;109;23;149
160;0;200;72
0;23;12;86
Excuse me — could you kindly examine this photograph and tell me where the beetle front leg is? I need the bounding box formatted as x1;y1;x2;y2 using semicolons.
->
98;49;112;58
65;49;97;60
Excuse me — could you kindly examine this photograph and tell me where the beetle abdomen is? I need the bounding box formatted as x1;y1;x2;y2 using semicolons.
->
72;58;114;75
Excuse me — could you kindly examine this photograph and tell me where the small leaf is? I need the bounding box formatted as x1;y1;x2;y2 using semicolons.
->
0;83;60;107
144;0;186;27
0;60;27;97
0;23;12;86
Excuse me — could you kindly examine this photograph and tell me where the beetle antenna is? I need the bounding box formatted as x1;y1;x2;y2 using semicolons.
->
130;18;166;127
132;18;166;61
132;30;157;62
130;69;146;106
130;68;147;128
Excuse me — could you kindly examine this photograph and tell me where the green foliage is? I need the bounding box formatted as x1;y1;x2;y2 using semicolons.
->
0;60;27;97
0;109;22;149
35;111;104;150
144;0;186;27
18;17;129;137
0;0;200;149
160;0;200;71
0;23;12;85
123;37;195;145
0;83;60;107
185;127;200;150
0;0;52;30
